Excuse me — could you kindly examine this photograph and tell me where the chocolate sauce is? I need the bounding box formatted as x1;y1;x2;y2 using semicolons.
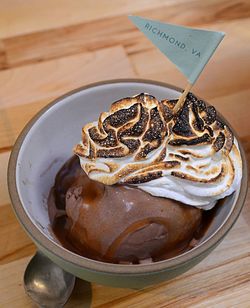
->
48;156;219;264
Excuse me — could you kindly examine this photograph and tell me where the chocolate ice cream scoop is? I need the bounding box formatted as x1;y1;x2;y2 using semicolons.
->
66;181;202;263
49;156;202;264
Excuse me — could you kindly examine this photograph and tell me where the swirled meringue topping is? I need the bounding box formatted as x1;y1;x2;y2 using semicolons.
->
74;93;242;210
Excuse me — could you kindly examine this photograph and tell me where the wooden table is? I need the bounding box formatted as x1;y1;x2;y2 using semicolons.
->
1;0;250;307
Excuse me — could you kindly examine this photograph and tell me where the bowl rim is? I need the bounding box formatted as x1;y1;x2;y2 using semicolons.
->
8;78;248;275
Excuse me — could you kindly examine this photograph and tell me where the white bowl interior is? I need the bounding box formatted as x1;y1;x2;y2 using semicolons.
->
16;81;236;249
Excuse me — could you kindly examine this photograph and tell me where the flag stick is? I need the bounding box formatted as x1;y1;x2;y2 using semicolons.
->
173;82;193;114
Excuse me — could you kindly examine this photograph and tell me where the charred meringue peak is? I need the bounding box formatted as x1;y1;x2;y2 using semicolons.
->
74;93;242;210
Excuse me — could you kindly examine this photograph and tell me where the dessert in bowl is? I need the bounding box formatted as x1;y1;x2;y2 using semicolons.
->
8;80;247;288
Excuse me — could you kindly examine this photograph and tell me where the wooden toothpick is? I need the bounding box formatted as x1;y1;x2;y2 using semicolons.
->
173;83;193;114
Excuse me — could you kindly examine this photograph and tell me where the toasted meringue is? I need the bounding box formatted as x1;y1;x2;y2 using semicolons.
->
74;93;242;210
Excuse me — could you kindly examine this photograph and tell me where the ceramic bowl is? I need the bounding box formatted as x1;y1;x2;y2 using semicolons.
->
8;79;248;288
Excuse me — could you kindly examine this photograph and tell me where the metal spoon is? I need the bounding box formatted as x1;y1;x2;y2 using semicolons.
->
24;251;76;307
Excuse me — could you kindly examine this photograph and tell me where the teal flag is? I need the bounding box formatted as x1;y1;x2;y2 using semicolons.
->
129;16;225;84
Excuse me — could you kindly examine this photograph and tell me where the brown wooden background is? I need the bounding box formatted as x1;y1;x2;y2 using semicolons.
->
0;0;250;307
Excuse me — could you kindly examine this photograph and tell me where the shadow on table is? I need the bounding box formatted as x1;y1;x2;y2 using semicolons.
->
65;279;92;308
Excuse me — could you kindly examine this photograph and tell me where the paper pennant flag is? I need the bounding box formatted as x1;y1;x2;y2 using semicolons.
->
129;15;225;84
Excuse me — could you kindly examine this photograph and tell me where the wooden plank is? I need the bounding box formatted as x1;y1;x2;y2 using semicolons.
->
0;204;35;265
0;0;175;39
0;40;7;69
1;88;250;153
92;256;250;307
210;89;250;137
1;1;250;69
0;45;136;150
0;100;51;149
0;256;33;307
192;285;250;308
0;151;10;206
0;153;35;265
0;45;135;110
127;16;250;56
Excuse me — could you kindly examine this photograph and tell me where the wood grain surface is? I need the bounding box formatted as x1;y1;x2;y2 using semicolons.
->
0;0;250;307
